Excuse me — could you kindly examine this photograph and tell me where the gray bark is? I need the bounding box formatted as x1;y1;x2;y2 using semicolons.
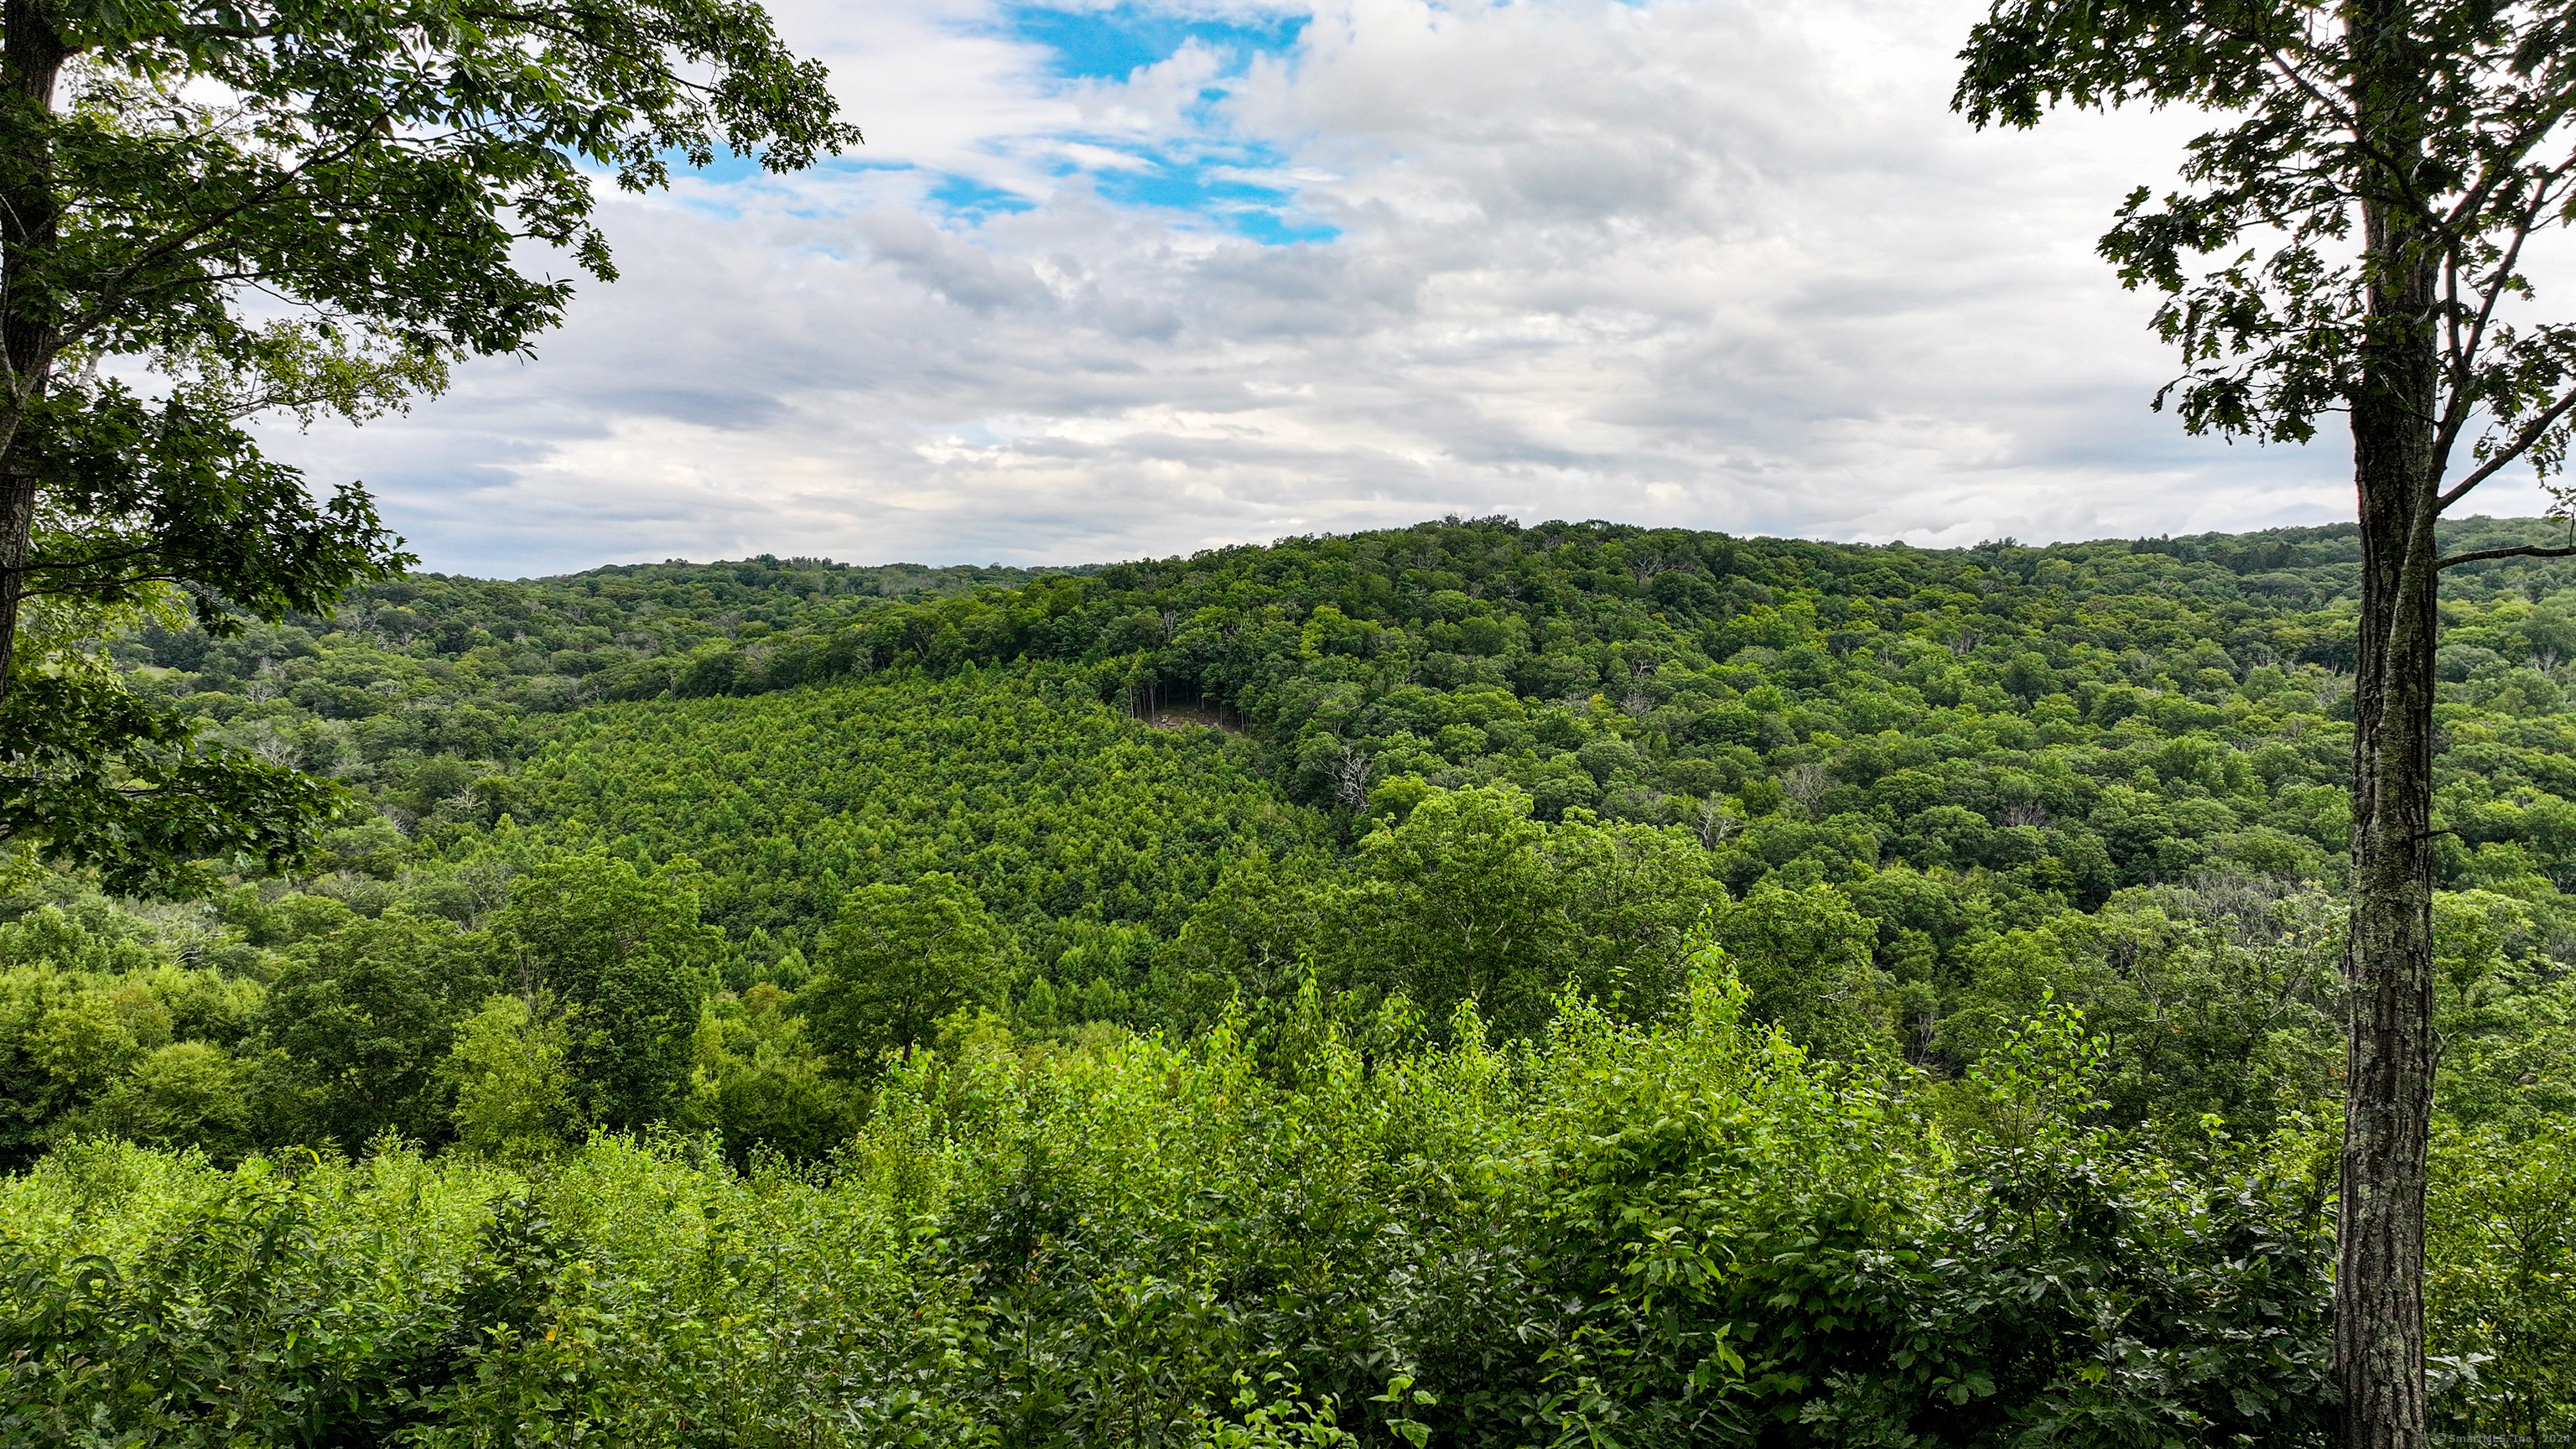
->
2340;3;2440;1443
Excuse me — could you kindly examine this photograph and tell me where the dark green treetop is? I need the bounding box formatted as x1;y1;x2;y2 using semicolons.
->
492;850;721;1130
802;873;1008;1072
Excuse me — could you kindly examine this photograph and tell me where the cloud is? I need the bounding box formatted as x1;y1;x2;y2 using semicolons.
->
266;0;2553;576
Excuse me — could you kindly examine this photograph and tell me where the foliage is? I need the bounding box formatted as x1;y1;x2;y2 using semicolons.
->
15;517;2576;1157
1955;0;2576;472
490;852;724;1131
802;873;1010;1069
1156;785;1727;1041
1709;880;1894;1060
445;994;583;1163
496;667;1332;948
0;0;860;886
3;517;2575;1430
1938;880;2346;1136
0;664;351;896
0;963;2379;1446
679;983;854;1166
1954;3;2576;1427
2428;1125;2576;1445
257;909;493;1152
108;515;2576;943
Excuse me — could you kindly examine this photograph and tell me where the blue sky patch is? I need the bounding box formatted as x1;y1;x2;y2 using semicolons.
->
928;174;1041;223
1000;3;1308;81
1228;209;1341;245
643;3;1337;247
1088;143;1338;242
678;151;769;186
984;3;1334;245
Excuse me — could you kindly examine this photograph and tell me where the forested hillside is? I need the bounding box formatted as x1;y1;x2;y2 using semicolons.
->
8;516;2576;1442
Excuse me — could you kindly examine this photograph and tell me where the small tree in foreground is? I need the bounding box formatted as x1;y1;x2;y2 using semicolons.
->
444;993;583;1162
802;874;1005;1070
1955;5;2576;1445
493;851;721;1131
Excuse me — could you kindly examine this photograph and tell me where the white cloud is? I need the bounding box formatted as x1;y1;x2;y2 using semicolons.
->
266;0;2553;577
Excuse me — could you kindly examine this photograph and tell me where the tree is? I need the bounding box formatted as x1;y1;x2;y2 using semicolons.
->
1313;787;1726;1037
1151;848;1335;1027
66;1040;253;1159
1955;5;2576;1441
1336;785;1568;1035
2427;1128;2576;1445
1940;883;2345;1135
443;993;581;1161
1711;881;1896;1061
258;910;492;1150
491;851;719;1130
1545;809;1732;1025
680;982;854;1164
801;873;1005;1070
2;592;348;895
0;0;858;889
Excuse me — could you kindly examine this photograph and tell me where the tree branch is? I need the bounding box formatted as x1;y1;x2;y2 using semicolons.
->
2438;384;2576;510
2432;169;2562;466
2434;543;2576;570
2440;101;2576;240
39;111;547;356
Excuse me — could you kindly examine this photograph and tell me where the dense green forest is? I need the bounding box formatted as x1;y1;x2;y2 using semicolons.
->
7;516;2576;1443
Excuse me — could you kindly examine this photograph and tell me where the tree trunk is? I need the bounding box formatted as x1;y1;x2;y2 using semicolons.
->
0;469;30;689
2340;4;2440;1441
2341;328;2438;1449
0;0;67;703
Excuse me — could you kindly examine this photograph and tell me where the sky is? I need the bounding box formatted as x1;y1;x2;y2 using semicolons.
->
273;0;2565;577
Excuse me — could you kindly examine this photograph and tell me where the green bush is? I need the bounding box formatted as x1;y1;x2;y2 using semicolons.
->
0;961;2368;1447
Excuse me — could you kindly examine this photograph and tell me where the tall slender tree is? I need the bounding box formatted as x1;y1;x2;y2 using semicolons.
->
0;0;858;890
1955;5;2576;1445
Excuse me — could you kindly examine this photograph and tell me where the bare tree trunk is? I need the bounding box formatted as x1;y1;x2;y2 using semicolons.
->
2342;345;2438;1449
2340;6;2440;1440
0;0;67;704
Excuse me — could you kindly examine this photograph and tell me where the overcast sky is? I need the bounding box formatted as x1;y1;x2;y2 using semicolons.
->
277;0;2562;577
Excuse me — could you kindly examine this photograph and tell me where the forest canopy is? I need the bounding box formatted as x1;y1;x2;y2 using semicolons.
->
6;515;2575;1442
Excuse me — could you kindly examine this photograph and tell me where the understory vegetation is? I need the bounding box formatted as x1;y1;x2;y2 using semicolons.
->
0;986;2369;1447
7;516;2576;1442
